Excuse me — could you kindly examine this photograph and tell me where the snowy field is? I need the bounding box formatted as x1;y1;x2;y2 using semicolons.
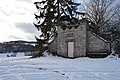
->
0;53;25;58
0;53;120;80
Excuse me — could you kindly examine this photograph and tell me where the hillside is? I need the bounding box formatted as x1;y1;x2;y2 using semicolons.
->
0;40;37;53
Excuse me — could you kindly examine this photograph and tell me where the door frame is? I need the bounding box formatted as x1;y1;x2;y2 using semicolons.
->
65;38;75;58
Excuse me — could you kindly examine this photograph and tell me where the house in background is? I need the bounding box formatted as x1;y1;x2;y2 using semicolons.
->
48;18;110;58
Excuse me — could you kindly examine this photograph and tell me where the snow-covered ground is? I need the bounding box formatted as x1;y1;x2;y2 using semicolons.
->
0;53;120;80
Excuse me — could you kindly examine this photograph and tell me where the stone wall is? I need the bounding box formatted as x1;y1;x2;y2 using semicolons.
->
48;38;57;54
87;31;110;53
56;19;87;57
48;18;110;58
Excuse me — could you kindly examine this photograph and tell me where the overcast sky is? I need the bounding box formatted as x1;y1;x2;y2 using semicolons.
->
0;0;84;42
0;0;43;42
0;0;118;42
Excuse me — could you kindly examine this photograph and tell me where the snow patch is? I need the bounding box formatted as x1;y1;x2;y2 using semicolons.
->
0;52;120;80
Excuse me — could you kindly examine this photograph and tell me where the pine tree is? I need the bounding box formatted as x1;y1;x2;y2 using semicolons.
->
33;0;81;58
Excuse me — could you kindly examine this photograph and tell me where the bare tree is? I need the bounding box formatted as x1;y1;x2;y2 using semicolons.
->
109;3;120;31
85;0;118;33
85;0;120;56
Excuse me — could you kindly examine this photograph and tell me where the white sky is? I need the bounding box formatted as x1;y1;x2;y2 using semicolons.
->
0;0;117;42
0;0;41;42
0;0;85;42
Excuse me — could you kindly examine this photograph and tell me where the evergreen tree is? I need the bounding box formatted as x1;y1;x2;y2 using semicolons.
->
33;0;81;58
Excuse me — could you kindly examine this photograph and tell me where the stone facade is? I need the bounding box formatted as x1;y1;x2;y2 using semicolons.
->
87;31;110;53
48;38;57;54
48;19;110;58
